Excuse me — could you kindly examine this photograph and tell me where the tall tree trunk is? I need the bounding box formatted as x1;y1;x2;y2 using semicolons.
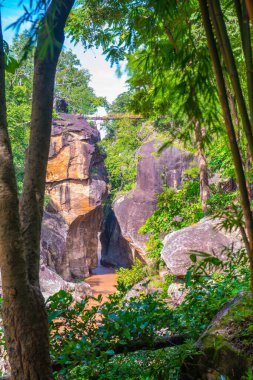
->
0;12;53;380
199;0;253;294
195;121;210;213
20;0;75;287
0;1;74;378
246;0;253;26
234;0;253;124
234;0;253;198
208;0;253;160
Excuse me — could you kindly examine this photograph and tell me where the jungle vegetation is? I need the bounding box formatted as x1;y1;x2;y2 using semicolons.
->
0;0;253;379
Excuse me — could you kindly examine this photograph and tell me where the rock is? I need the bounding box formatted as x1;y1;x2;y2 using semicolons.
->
161;217;242;277
124;279;151;300
158;268;170;280
39;265;92;301
100;209;133;268
180;292;251;380
40;210;69;275
124;277;167;300
0;343;9;379
101;141;195;266
167;280;187;306
41;113;108;280
0;266;92;302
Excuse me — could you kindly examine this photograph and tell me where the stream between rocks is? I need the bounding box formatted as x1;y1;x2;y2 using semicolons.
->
85;264;117;302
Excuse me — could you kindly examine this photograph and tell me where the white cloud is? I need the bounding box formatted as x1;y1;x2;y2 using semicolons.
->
65;40;128;103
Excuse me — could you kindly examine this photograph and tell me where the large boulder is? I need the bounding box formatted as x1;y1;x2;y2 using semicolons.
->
161;217;242;277
0;266;92;302
39;265;92;301
180;292;251;380
101;141;195;266
41;113;108;280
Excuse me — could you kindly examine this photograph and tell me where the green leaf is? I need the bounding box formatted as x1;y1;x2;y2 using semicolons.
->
106;349;115;356
48;310;63;323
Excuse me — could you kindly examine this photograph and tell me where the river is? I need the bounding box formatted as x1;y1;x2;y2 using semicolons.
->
85;263;117;302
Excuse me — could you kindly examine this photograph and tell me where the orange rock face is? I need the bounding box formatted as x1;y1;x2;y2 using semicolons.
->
41;114;107;280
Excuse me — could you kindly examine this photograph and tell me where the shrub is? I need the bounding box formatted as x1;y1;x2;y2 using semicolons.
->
171;247;250;338
68;342;195;380
116;259;147;290
47;290;170;378
139;181;203;259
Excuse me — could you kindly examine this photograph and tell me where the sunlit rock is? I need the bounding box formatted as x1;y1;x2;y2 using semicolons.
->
101;140;195;266
161;217;242;277
41;113;107;280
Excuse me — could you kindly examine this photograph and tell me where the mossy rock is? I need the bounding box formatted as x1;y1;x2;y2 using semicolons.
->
180;292;253;380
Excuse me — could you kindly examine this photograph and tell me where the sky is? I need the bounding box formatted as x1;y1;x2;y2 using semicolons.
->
1;0;128;106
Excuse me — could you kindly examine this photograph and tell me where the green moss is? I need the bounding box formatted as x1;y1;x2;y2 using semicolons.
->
193;294;253;379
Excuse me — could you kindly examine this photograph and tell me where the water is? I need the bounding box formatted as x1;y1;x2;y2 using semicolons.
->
85;250;117;301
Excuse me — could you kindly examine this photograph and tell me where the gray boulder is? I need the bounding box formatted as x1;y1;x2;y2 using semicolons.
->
161;217;242;276
0;265;92;302
39;265;92;301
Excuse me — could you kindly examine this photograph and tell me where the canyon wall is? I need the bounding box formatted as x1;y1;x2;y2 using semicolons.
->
41;113;107;280
101;140;195;266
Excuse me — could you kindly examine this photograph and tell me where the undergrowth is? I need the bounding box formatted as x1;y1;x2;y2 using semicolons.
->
0;248;250;379
43;245;251;379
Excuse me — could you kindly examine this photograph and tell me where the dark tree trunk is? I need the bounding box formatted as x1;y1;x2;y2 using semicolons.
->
234;0;253;124
246;0;253;26
0;1;74;378
199;0;253;294
195;121;210;213
208;0;253;160
20;0;75;287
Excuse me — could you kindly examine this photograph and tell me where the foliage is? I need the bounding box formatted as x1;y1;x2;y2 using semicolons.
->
6;86;30;193
116;259;147;290
55;49;106;114
140;180;203;258
109;91;134;114
207;187;238;214
172;247;250;338
69;0;222;141
100;92;149;199
148;273;176;299
207;135;236;181
47;242;251;379
47;290;170;378
68;342;195;380
4;34;103;193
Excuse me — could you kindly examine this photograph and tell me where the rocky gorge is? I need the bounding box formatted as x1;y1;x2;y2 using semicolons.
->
37;114;242;300
0;113;248;379
0;113;242;303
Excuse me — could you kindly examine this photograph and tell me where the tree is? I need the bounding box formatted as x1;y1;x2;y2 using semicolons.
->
70;0;253;293
198;0;253;292
55;49;106;114
0;0;74;377
69;0;222;213
101;92;145;198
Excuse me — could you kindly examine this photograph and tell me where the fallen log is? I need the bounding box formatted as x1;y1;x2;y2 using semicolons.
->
52;333;189;372
113;333;190;354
